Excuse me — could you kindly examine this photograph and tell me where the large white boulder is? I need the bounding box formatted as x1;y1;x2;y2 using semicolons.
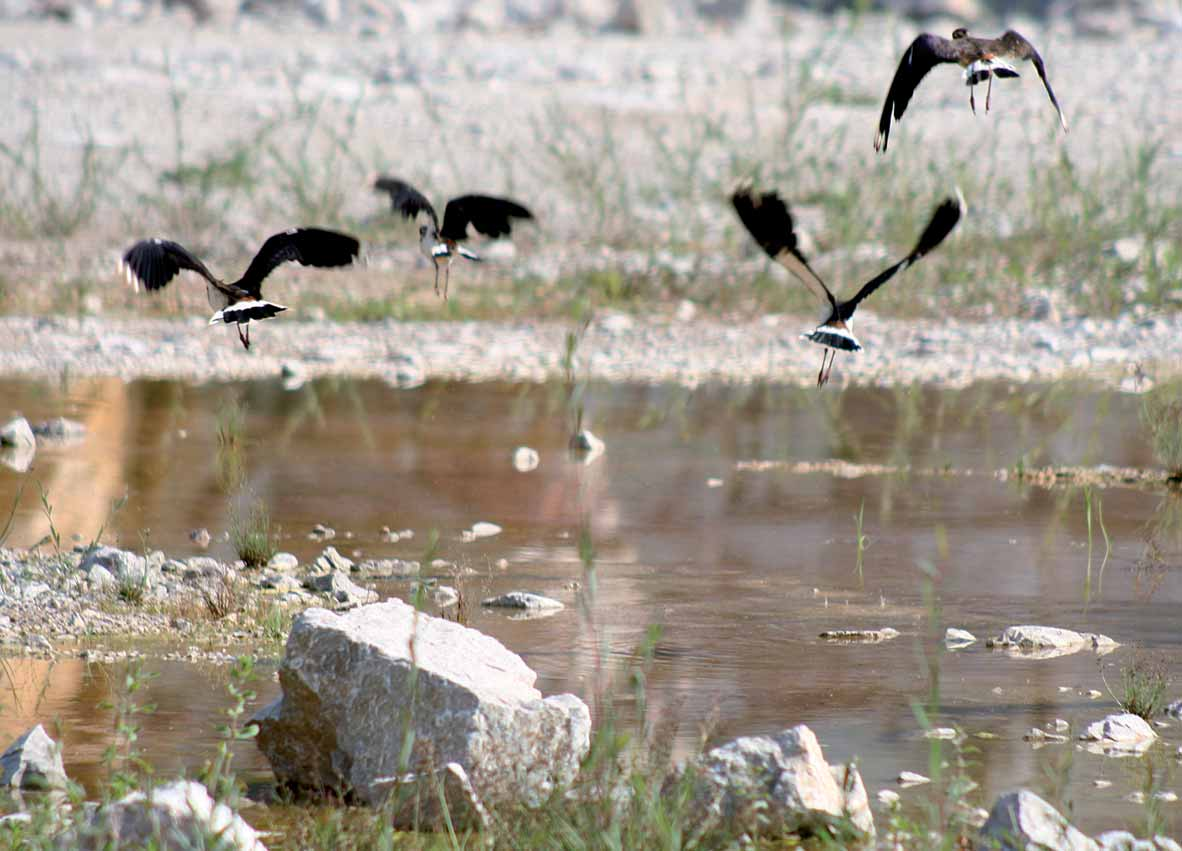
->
980;789;1098;851
1080;713;1158;754
673;725;874;840
254;600;590;827
61;779;266;850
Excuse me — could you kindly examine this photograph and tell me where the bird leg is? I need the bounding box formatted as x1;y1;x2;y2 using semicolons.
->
432;260;441;296
237;323;251;351
443;257;454;301
986;72;993;112
969;84;977;115
816;349;830;387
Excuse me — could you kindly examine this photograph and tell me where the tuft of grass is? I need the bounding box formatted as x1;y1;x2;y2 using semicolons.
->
116;573;148;606
1114;650;1172;720
1142;380;1182;480
202;572;246;620
231;497;277;569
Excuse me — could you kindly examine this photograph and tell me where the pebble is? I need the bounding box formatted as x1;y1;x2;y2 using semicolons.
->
481;591;564;611
923;728;958;740
944;627;976;647
897;771;930;787
513;446;540;472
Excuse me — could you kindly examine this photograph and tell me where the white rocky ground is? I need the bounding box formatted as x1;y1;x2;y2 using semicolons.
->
0;310;1173;389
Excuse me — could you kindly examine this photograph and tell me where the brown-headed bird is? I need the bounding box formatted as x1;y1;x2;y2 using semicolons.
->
373;176;533;299
732;186;964;385
120;228;360;350
875;28;1068;153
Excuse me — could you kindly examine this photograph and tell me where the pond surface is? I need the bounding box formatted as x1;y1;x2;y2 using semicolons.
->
2;376;1181;837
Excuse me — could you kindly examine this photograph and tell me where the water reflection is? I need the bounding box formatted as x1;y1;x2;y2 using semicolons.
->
0;377;1180;834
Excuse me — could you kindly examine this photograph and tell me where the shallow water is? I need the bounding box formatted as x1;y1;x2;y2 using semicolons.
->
2;375;1180;836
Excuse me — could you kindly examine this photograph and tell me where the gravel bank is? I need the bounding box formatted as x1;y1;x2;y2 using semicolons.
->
0;313;1173;389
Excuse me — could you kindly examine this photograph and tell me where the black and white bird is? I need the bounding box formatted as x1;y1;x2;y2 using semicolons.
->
875;28;1068;152
120;228;360;350
732;186;963;386
373;176;533;299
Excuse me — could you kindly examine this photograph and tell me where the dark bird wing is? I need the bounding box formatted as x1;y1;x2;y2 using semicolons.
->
875;33;963;153
1001;31;1069;132
842;191;964;317
439;195;534;242
372;176;439;228
731;186;836;312
235;228;361;297
120;239;220;293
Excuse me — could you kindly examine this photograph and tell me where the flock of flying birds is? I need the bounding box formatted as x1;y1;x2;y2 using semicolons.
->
119;26;1068;386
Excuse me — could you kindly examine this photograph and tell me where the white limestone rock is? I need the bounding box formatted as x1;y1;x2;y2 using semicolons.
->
673;725;874;840
253;600;590;828
980;789;1098;851
1;725;67;791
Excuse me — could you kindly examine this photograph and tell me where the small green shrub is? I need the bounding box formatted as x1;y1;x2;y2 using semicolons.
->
231;498;276;569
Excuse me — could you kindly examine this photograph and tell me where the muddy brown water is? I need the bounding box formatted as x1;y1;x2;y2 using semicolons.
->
2;376;1181;837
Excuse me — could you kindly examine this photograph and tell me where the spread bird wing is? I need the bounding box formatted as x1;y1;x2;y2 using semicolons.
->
372;176;439;228
120;238;220;293
875;33;962;153
439;195;534;242
1005;32;1069;133
842;191;964;316
731;186;836;312
236;228;361;297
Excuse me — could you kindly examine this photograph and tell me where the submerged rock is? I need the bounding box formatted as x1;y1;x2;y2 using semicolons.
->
0;444;34;472
980;789;1097;851
1080;713;1158;754
986;625;1117;659
673;725;873;840
1;725;67;791
253;600;590;828
61;779;267;850
819;627;899;643
481;591;564;611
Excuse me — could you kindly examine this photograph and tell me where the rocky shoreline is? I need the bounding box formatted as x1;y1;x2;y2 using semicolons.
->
0;311;1175;390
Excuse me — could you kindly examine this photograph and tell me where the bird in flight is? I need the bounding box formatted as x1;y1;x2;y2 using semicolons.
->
120;228;360;350
373;176;533;299
875;28;1068;153
732;186;963;386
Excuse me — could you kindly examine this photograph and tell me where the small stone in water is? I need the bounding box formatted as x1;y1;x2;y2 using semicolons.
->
470;522;502;539
877;789;900;806
897;771;930;787
1087;689;1103;699
924;728;957;740
513;446;540;472
944;627;976;647
189;528;212;548
1093;779;1112;788
706;478;723;488
1049;718;1070;732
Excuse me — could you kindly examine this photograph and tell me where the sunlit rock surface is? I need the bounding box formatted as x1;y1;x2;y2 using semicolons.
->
254;599;590;827
1079;713;1158;755
61;780;267;851
980;789;1098;851
673;724;874;840
1;725;67;792
987;625;1118;658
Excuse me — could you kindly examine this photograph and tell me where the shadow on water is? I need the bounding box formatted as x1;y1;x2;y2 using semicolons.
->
1;375;1180;835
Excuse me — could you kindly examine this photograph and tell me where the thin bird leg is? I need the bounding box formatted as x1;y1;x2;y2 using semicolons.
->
969;84;976;115
237;323;250;351
823;351;837;385
816;350;829;387
986;71;993;112
443;260;451;301
432;260;440;296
